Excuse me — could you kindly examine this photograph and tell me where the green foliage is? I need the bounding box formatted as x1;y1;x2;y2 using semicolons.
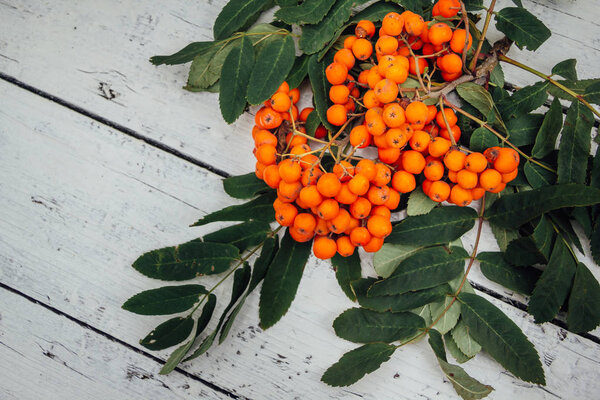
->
445;331;473;363
469;127;499;152
122;285;207;315
286;55;310;89
186;41;238;92
213;0;274;40
477;252;540;295
321;343;396;386
459;293;545;384
219;37;255;123
308;53;336;132
584;81;600;105
332;252;362;301
430;295;461;334
191;191;276;226
223;172;269;199
489;63;505;88
504;236;547;266
567;263;600;333
150;42;217;66
373;243;424;278
505;113;544;146
451;319;482;358
548;78;600;102
495;7;551;51
259;231;313;329
140;316;194;350
407;188;437;216
275;0;335;25
523;162;555;189
456;82;505;132
203;221;271;252
333;307;425;343
552;59;578;81
305;110;322;136
438;358;494;400
498;82;549;119
557;101;594;184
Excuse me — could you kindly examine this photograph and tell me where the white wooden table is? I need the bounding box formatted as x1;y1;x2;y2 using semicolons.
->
1;1;600;399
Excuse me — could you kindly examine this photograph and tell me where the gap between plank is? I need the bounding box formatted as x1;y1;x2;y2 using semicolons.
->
1;71;599;346
0;281;241;400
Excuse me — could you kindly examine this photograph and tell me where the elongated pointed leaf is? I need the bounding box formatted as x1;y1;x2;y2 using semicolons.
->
549;211;584;254
459;292;545;384
407;188;437;216
547;78;600;102
368;246;468;296
451;319;482;358
249;236;279;292
505;113;544;146
213;0;274;40
203;221;271;252
192;191;277;226
308;53;335;132
373;243;424;278
498;82;549;119
333;307;425;343
532;216;555;259
584;81;600;105
592;225;600;266
219;37;255;123
150;41;218;66
286;55;310;89
352;278;447;313
495;7;551;51
275;0;335;25
490;222;519;252
430;295;461;335
486;184;600;229
387;206;478;245
456;83;505;132
438;358;494;400
567;263;600;333
332;253;362;301
186;39;242;92
477;252;541;295
557;101;594;184
445;332;473;364
122;285;207;315
247;35;296;105
428;329;447;360
223;173;269;199
140;317;194;350
552;59;577;81
523;162;555;189
259;231;313;329
528;239;576;323
469;127;499;153
321;343;396;387
504;236;546;266
531;98;563;158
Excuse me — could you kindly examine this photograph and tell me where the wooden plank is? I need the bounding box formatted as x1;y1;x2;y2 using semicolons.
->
0;287;232;400
2;79;600;398
0;0;598;178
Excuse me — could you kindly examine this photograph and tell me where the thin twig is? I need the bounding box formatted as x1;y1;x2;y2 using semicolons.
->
469;0;497;73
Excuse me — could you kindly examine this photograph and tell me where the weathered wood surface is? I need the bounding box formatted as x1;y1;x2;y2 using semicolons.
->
1;0;600;398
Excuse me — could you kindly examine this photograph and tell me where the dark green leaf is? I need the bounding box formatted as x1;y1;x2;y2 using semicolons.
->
249;236;279;292
387;0;432;13
332;253;362;301
218;263;252;344
445;332;472;364
572;207;592;238
505;113;544;146
489;63;505;88
223;173;269;199
308;53;336;132
203;221;271;252
528;239;576;323
523;161;556;189
122;285;207;315
469;127;499;153
456;83;505;131
592;225;600;266
185;40;241;92
192;191;277;226
247;35;296;104
438;358;494;400
498;82;549;119
549;211;584;254
551;59;577;81
531;98;563;158
275;0;335;25
333;307;425;343
459;292;545;384
557;101;594;184
259;231;313;329
213;0;274;40
219;37;255;123
140;317;194;350
567;262;600;333
150;42;217;66
584;81;600;105
532;216;556;260
373;243;425;278
477;252;541;295
505;236;547;266
547;79;600;102
430;295;461;334
352;278;447;313
387;206;478;245
451;319;482;358
495;7;551;51
321;343;396;387
368;246;468;296
276;0;297;5
486;184;600;229
490;222;519;252
305;110;322;136
407;188;437;216
286;55;310;89
428;329;447;361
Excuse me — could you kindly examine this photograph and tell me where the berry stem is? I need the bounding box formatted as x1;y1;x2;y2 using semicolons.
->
438;97;458;146
400;35;427;95
459;1;471;75
469;0;497;73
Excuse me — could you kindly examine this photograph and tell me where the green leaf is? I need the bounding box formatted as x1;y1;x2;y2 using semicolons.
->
122;285;207;316
505;113;544;146
373;243;424;278
203;221;271;252
547;79;600;102
490;222;519;252
132;241;239;281
532;97;563;159
584;81;600;105
140;317;194;351
486;184;600;229
592;225;600;266
333;307;425;343
223;173;269;199
308;53;335;132
387;0;432;13
368;246;468;296
259;231;313;329
185;40;241;92
305;110;322;136
550;211;584;254
458;292;545;384
430;295;461;335
451;319;481;358
528;239;576;323
150;41;217;66
445;332;472;364
438;358;494;400
276;0;297;5
352;278;447;313
286;55;310;89
407;188;437;216
387;206;478;245
219;37;255;124
332;253;362;301
477;252;541;295
504;236;547;266
456;83;505;131
213;0;274;40
247;35;296;105
275;0;335;25
321;343;396;387
300;0;370;54
192;191;277;226
568;262;600;333
498;82;549;119
249;236;279;292
495;7;551;51
218;263;253;344
557;101;594;184
551;59;577;81
469;127;499;153
523;161;556;189
489;63;505;88
428;329;447;360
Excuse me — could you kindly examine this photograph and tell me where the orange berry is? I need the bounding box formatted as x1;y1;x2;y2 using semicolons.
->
450;29;473;53
444;149;467;172
363;89;382;109
428;136;451;158
493;148;520;173
424;159;445;181
374;79;399;104
374;164;392;186
371;205;391;219
255;161;266;179
301;166;323;186
344;35;357;49
348;174;371;195
381;12;404;36
293;213;317;235
328;209;351;234
333;161;355;182
428;23;453;46
350;226;371;246
367;214;392;238
428;180;451;202
326;62;348;85
471;186;486;200
378;147;402;164
329;85;350;104
289;88;300;104
376;35;399;55
315;217;329;235
404;12;425;36
258;107;283;130
501;168;518;183
275;203;298;226
270;92;291;112
363;236;384;252
254;129;278;148
439;53;463;74
336;236;356;257
384;188;401;210
479;169;502;191
402;150;427;174
276;81;290;94
299;107;314;122
278;159;302;183
367;185;390;206
408;57;428;76
336;182;359;205
450;185;473;207
350;125;371;148
436;108;457;128
464;152;488;173
350;197;372;219
382;103;407;128
409;130;431;152
286;131;307;147
367;66;383;89
426;105;438;124
456;169;478;189
447;169;458;183
352;38;373;60
278;180;302;202
317;173;342;197
289;226;314;243
263;164;282;188
392;170;417;193
355;159;377;182
405;101;428;126
334;48;356;70
438;0;461;18
255;144;277;165
488;182;506;193
386;63;409;84
355;20;376;38
439;125;461;142
299;185;323;208
313;236;337;259
327;104;348;126
317;198;340;220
